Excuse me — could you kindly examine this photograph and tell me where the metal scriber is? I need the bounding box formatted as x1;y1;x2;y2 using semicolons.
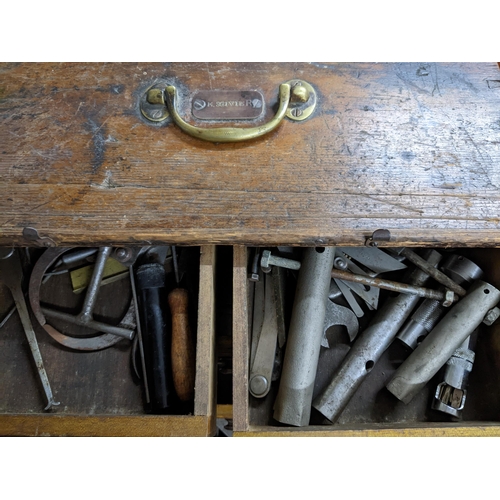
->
0;248;59;410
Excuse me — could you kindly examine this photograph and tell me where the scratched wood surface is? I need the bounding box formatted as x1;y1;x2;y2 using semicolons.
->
1;62;500;247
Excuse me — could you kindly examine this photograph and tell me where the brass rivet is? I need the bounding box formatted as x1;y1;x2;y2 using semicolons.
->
291;83;310;103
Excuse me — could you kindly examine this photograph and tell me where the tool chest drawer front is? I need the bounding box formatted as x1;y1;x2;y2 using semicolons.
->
0;245;216;437
1;63;500;247
233;245;500;436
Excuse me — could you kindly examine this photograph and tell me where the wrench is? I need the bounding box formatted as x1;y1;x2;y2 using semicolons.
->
0;248;59;410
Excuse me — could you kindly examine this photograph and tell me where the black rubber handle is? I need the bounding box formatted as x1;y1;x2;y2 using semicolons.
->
135;263;175;413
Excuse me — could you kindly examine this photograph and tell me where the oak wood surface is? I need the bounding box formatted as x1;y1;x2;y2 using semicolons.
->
193;245;216;433
1;62;500;247
232;246;249;432
0;414;211;437
235;422;500;437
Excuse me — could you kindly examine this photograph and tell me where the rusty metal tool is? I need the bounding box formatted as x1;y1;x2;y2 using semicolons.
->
313;249;443;424
387;280;500;404
29;247;136;351
168;246;196;403
329;268;457;307
400;248;467;297
0;247;59;410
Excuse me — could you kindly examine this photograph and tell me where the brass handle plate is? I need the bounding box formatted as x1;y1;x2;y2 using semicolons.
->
140;80;317;143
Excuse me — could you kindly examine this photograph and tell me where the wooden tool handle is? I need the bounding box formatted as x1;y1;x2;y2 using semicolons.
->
168;288;196;402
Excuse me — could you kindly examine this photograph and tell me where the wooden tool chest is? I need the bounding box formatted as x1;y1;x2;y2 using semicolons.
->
1;62;500;436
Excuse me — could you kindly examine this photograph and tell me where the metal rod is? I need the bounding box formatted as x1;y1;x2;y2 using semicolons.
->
129;266;150;404
401;248;466;297
79;246;112;322
41;307;135;339
330;268;456;303
0;304;16;328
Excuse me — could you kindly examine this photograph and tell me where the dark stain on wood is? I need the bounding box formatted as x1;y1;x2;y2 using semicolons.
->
1;63;500;246
83;117;107;173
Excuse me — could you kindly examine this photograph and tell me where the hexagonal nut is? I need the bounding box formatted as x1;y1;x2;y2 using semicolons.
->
483;307;500;326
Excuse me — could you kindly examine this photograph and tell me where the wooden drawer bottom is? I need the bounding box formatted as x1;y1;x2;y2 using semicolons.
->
0;245;216;437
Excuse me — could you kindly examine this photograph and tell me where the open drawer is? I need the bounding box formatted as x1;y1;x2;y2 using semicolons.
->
0;245;216;437
232;245;500;436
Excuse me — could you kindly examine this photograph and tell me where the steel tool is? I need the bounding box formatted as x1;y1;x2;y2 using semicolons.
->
261;250;301;273
249;271;280;398
397;254;483;350
0;247;59;410
30;247;136;351
329;268;456;306
322;299;359;347
273;247;335;426
334;247;408;310
399;248;466;297
431;335;476;418
386;280;500;404
313;249;443;424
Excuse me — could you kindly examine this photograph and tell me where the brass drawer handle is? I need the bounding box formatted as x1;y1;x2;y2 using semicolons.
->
165;84;290;143
140;80;317;143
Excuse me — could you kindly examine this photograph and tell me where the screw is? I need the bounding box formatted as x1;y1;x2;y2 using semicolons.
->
334;256;348;270
114;247;132;262
260;250;301;273
291;108;303;118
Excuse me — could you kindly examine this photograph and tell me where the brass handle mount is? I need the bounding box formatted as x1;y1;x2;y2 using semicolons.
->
140;80;317;143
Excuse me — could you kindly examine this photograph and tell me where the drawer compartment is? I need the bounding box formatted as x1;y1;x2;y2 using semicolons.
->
0;245;216;436
233;245;500;436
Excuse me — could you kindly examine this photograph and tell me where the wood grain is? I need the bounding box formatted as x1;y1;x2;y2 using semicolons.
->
0;414;210;437
235;422;500;437
193;245;216;436
1;63;500;246
232;245;249;432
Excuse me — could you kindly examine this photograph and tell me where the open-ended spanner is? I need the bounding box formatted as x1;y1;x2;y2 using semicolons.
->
0;247;59;410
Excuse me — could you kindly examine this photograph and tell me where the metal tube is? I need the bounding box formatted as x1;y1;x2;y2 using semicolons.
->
273;247;335;426
330;268;453;302
312;249;443;424
386;280;500;404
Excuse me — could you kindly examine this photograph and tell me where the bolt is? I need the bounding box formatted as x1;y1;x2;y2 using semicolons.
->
483;307;500;326
334;256;348;270
114;247;132;262
260;250;301;273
